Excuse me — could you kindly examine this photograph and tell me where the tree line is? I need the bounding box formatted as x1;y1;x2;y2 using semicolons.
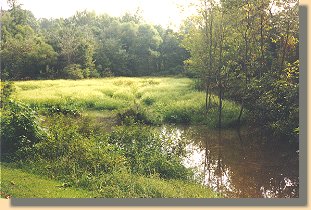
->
181;0;299;139
1;2;188;80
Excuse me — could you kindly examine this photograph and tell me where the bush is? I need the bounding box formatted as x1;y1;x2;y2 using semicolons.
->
34;115;126;179
1;82;46;159
142;96;155;106
0;100;45;159
163;105;193;124
116;107;152;125
31;116;191;189
243;61;299;139
0;82;15;108
63;64;84;79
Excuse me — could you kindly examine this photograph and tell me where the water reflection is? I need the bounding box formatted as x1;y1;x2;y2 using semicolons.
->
159;125;299;198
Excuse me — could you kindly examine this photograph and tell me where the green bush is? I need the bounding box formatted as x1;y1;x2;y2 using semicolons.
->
116;107;152;125
34;115;126;180
0;100;45;159
63;64;84;79
0;82;15;108
30;116;191;190
163;105;193;124
1;82;45;159
243;61;299;139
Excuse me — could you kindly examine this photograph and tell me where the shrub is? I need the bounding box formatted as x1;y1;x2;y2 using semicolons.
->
63;64;84;79
34;115;126;180
163;106;193;124
116;107;152;125
1;82;46;159
0;100;45;159
0;81;15;108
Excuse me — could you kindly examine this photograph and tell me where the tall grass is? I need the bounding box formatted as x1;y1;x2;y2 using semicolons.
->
12;77;244;127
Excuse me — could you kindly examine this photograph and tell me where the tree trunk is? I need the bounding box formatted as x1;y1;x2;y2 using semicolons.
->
218;84;222;129
217;9;224;129
203;0;214;114
237;104;244;125
260;9;264;77
205;81;210;112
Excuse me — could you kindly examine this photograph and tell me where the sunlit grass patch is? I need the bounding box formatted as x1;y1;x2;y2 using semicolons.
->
12;77;243;127
1;164;95;198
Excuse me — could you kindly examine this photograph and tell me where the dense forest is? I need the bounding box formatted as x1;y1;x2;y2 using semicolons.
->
1;2;188;79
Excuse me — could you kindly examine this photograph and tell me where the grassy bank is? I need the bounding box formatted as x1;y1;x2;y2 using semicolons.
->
1;164;94;198
1;163;218;198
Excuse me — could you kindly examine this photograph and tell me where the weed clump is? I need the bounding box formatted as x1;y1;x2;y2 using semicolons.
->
45;104;80;117
116;108;152;125
108;125;191;180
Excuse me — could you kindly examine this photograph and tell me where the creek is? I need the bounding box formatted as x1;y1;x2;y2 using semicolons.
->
159;125;299;198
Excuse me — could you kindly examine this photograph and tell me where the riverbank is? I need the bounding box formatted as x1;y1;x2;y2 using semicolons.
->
1;162;218;198
2;77;230;198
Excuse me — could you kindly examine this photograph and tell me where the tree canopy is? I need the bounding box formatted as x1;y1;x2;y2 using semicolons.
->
1;4;188;79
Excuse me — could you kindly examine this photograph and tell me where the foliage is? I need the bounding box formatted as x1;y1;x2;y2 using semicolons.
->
244;60;299;139
1;113;217;198
1;5;188;79
33;116;125;179
181;0;299;138
62;64;85;80
108;124;191;179
0;5;57;80
0;83;45;159
44;103;80;117
0;81;15;107
116;108;152;125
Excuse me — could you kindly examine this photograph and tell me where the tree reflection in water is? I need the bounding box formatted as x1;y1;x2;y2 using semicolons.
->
160;125;299;198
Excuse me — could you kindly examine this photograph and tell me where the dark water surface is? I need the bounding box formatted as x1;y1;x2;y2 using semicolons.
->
159;125;299;198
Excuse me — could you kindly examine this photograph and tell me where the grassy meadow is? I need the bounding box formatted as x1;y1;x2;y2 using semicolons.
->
1;77;243;198
12;77;243;127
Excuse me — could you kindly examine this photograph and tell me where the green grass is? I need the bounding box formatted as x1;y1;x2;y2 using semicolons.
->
12;77;244;127
0;164;95;198
1;163;218;198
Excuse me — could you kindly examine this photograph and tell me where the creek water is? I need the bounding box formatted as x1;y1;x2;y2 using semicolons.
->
159;125;299;198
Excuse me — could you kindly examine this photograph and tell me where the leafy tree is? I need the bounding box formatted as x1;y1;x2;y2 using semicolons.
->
158;29;189;75
181;0;299;138
133;24;163;75
1;7;57;79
